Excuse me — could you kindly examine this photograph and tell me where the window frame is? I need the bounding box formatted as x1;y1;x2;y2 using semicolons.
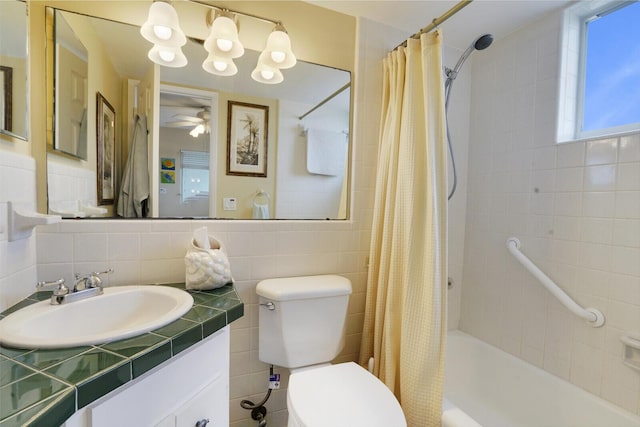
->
558;0;640;143
180;149;210;204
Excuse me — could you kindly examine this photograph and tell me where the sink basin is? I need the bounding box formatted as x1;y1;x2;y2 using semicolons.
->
0;285;194;349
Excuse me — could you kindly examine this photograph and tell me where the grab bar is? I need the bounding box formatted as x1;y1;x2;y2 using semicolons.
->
506;237;605;328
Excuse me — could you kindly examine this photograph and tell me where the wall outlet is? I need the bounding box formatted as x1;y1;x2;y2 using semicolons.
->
223;198;237;211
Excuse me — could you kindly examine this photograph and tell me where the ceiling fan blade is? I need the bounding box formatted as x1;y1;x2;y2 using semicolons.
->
164;121;199;127
172;115;203;123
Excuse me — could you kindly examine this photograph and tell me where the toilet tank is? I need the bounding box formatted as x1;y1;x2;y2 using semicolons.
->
256;275;352;369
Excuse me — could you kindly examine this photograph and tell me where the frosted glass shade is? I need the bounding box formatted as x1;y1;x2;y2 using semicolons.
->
202;53;238;76
204;16;244;59
140;1;186;47
262;29;296;69
251;53;284;84
148;44;188;68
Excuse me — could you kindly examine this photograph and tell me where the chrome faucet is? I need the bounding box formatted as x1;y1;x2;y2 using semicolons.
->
74;269;113;292
37;269;113;305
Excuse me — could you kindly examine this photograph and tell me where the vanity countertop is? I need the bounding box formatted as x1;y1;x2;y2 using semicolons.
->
0;283;243;427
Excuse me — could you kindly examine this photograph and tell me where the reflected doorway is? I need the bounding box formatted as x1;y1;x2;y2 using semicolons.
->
158;85;218;218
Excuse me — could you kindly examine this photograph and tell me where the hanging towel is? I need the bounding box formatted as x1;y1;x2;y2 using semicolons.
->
252;202;270;219
117;114;149;217
306;128;348;176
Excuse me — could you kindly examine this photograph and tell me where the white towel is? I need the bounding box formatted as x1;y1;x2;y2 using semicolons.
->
306;128;348;176
252;202;270;219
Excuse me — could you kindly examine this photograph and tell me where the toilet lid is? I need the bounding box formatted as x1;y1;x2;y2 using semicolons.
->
288;362;407;427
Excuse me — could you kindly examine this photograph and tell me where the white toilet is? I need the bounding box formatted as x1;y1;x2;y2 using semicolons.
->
256;275;407;427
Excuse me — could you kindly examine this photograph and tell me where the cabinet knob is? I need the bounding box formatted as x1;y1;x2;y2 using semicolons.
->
195;419;210;427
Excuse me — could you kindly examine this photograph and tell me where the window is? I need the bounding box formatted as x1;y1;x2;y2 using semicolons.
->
180;150;209;203
558;1;640;142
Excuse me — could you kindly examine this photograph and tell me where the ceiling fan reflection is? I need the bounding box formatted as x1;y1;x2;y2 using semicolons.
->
164;107;211;137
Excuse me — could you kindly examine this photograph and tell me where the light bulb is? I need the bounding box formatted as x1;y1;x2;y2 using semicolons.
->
153;25;172;41
213;60;228;72
271;51;286;64
194;124;205;134
158;49;176;62
216;38;233;52
261;70;275;81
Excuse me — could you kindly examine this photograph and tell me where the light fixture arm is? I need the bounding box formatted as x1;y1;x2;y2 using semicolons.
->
273;22;288;33
190;0;282;27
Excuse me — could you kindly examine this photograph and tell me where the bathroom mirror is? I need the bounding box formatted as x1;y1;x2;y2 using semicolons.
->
45;5;352;220
0;0;28;141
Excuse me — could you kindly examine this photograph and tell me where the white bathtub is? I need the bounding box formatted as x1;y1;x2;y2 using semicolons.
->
443;330;640;427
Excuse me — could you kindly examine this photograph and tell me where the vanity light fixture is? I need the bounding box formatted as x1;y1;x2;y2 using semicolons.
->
141;0;188;67
203;10;244;59
260;23;297;69
140;0;297;83
140;1;186;46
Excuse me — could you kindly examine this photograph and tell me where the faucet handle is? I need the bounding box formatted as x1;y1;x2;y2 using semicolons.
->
36;278;69;296
74;269;113;289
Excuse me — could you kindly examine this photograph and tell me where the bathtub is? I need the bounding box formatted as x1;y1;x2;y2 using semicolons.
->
442;330;640;427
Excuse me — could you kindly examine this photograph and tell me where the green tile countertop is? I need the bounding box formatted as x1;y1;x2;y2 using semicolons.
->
0;283;243;427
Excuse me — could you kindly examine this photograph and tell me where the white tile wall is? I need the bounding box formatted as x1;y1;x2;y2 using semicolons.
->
47;158;98;214
461;9;640;416
0;150;38;311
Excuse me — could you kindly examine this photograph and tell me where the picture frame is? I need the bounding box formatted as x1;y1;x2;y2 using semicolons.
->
226;101;268;177
0;65;12;132
96;92;116;205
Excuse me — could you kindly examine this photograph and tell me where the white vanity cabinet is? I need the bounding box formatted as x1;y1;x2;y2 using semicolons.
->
64;326;230;427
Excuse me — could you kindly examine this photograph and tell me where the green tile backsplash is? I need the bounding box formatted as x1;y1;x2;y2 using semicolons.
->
0;283;243;426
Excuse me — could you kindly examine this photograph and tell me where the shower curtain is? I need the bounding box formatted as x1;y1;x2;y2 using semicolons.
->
359;32;448;426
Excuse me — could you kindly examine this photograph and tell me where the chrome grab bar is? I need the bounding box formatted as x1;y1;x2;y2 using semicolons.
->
506;237;605;328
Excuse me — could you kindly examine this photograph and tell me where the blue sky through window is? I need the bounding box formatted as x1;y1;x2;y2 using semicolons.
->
583;1;640;132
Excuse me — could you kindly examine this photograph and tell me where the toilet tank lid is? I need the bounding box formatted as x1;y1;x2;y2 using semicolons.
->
256;275;352;301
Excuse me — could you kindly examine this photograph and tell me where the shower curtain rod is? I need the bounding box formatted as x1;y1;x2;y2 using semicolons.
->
393;0;473;51
298;82;351;120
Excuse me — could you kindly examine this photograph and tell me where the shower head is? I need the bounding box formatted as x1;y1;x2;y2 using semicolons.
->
447;33;494;81
473;34;494;51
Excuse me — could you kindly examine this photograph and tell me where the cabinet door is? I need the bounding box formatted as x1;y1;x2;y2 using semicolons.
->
174;372;228;427
87;327;229;427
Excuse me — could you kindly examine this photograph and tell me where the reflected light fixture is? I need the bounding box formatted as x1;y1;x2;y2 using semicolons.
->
202;52;238;76
189;123;207;138
251;52;284;84
148;44;188;68
260;23;296;69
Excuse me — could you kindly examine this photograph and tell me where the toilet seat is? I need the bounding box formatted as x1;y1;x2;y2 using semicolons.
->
287;362;407;427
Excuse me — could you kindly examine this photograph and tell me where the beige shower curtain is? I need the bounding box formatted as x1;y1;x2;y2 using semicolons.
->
359;32;448;426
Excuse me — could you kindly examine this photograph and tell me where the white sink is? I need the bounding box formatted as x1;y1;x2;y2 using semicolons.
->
0;285;194;349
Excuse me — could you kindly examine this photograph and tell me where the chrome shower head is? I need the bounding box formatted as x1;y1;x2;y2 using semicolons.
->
446;33;494;82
